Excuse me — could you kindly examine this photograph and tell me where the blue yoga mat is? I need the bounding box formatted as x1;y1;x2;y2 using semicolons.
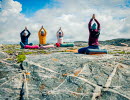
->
86;49;108;54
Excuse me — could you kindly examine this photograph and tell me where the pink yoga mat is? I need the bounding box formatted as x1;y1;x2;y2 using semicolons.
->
40;45;55;49
24;45;39;49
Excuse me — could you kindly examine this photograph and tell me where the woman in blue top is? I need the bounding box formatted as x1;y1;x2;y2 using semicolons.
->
20;27;33;48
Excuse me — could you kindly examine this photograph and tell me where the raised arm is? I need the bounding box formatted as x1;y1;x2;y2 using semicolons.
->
26;30;31;37
94;19;100;30
38;27;43;36
88;18;93;30
56;28;61;37
20;30;25;37
56;30;59;37
60;29;64;36
43;27;47;36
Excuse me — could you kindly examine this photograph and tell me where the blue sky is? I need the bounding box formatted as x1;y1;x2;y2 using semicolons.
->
14;0;60;17
13;0;130;17
126;0;130;7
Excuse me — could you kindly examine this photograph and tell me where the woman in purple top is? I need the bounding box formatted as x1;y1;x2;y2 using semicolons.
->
78;14;100;54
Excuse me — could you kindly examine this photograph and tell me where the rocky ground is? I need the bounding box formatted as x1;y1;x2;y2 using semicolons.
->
0;42;130;100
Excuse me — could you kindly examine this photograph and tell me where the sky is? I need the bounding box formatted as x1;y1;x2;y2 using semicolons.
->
0;0;130;44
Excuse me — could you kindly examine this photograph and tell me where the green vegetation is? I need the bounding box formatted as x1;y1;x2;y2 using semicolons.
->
37;50;47;54
109;51;130;54
58;50;67;52
19;51;34;55
2;44;20;50
113;50;121;51
4;50;15;54
2;45;49;63
116;51;125;54
108;52;115;54
16;55;26;63
3;45;48;55
7;58;14;61
1;44;130;63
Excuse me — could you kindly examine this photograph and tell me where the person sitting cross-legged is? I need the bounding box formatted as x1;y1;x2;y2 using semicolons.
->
56;27;64;44
78;14;100;54
20;27;33;48
38;26;47;46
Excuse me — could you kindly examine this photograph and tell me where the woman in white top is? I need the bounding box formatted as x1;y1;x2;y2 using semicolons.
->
56;27;64;44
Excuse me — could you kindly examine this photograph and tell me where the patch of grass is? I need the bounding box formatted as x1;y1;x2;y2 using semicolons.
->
2;44;19;50
37;50;47;54
7;58;14;61
108;52;114;54
109;51;130;54
126;52;130;54
116;51;126;54
113;50;121;51
16;55;26;63
24;52;34;55
19;51;34;55
57;50;67;52
4;50;15;55
4;47;49;56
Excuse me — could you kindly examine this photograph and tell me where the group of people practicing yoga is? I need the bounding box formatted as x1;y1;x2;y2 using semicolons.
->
20;14;102;54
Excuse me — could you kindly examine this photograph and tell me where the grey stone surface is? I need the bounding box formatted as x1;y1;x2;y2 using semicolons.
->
0;52;8;60
0;52;130;100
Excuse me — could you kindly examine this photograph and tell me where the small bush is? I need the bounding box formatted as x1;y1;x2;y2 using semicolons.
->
16;55;26;63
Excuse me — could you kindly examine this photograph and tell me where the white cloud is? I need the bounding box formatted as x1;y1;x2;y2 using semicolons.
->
0;0;130;44
1;0;22;15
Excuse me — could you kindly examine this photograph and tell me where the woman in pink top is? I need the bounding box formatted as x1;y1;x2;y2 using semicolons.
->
56;27;64;44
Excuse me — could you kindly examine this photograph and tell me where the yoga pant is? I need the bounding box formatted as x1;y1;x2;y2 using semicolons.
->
20;42;33;48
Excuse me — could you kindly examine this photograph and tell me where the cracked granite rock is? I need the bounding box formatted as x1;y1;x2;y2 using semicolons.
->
0;52;130;100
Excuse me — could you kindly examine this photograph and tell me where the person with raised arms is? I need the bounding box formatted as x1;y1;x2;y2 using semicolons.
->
78;14;100;54
56;27;64;44
55;27;75;47
20;27;33;48
38;26;47;46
